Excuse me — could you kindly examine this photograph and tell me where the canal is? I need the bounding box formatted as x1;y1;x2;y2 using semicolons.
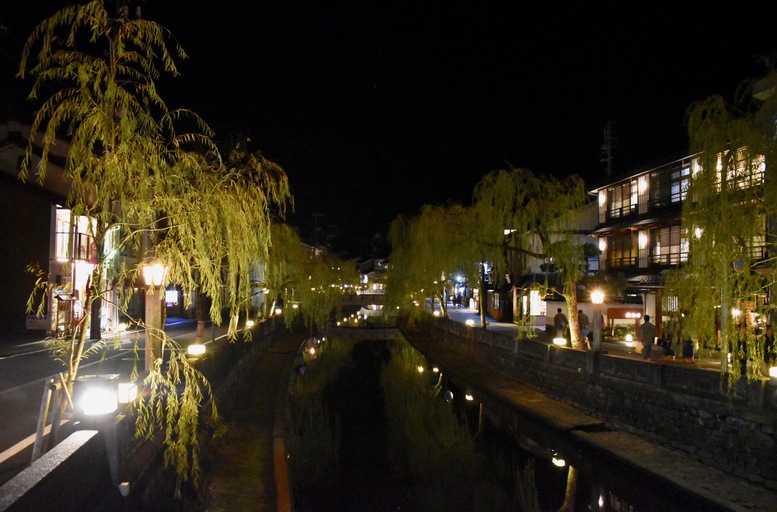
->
285;337;714;511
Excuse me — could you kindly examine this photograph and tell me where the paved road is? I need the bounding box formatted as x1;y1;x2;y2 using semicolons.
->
0;318;231;486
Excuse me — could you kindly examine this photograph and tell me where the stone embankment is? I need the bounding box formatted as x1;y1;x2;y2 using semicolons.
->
403;316;777;510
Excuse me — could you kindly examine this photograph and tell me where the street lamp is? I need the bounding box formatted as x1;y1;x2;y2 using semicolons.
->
73;374;120;417
142;261;168;374
591;289;605;351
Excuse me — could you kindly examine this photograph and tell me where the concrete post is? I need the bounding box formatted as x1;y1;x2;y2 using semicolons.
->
144;288;163;374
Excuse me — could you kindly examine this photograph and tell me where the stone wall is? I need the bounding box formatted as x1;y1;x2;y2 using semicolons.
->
422;316;777;490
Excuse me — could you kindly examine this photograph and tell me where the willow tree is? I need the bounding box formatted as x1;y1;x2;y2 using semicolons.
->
262;222;358;333
666;65;777;385
18;1;291;483
473;167;591;348
386;203;480;322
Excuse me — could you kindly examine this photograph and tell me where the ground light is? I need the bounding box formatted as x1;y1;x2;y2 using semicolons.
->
73;374;120;417
187;344;206;356
553;337;567;346
117;382;138;404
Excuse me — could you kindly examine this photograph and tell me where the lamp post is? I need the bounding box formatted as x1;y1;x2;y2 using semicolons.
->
142;262;168;374
591;289;605;351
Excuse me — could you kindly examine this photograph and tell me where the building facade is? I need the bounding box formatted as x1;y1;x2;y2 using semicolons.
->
588;151;768;339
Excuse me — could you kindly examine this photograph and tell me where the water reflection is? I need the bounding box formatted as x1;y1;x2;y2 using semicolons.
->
286;337;710;511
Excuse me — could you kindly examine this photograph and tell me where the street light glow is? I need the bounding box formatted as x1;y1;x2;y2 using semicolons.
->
187;344;206;356
142;262;168;287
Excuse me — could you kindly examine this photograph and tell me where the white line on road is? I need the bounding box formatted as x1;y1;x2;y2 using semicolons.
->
0;420;70;464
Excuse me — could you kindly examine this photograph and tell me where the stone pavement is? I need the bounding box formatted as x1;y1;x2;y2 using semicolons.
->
201;333;300;512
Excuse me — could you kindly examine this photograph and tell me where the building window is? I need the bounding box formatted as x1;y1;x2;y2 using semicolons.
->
748;214;768;261
607;233;637;269
649;170;670;208
652;225;688;265
607;181;638;219
529;290;545;316
637;176;649;214
55;207;71;261
670;165;690;203
718;151;765;190
663;295;678;313
587;255;599;275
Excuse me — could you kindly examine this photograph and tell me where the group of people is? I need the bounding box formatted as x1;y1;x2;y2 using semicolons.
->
552;306;656;358
552;307;777;367
553;308;593;346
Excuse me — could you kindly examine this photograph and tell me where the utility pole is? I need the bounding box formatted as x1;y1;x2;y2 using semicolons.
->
600;121;616;178
313;212;324;251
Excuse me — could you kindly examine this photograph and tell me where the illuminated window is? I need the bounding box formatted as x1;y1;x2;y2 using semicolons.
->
529;290;545;316
55;206;71;261
607;181;638;218
670;166;690;203
653;225;688;265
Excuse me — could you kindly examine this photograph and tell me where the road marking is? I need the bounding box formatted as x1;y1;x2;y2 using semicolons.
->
0;420;70;464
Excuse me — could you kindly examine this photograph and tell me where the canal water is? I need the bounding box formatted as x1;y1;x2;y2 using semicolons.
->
285;337;713;512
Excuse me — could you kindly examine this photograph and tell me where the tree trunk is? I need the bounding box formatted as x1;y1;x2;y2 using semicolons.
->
194;292;206;344
720;260;730;374
564;280;583;349
90;295;102;341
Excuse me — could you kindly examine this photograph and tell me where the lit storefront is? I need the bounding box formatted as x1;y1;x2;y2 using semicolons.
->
48;206;118;336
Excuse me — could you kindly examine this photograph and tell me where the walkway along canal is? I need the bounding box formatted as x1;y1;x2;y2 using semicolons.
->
399;315;777;511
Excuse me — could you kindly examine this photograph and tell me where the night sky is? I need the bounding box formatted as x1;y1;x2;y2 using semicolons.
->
3;1;777;257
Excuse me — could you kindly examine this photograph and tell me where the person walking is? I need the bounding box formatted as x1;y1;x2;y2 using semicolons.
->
639;315;657;360
554;308;568;338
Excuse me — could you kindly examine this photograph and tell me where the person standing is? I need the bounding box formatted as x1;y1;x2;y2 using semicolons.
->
765;324;775;366
639;315;657;360
578;309;590;342
554;308;568;338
